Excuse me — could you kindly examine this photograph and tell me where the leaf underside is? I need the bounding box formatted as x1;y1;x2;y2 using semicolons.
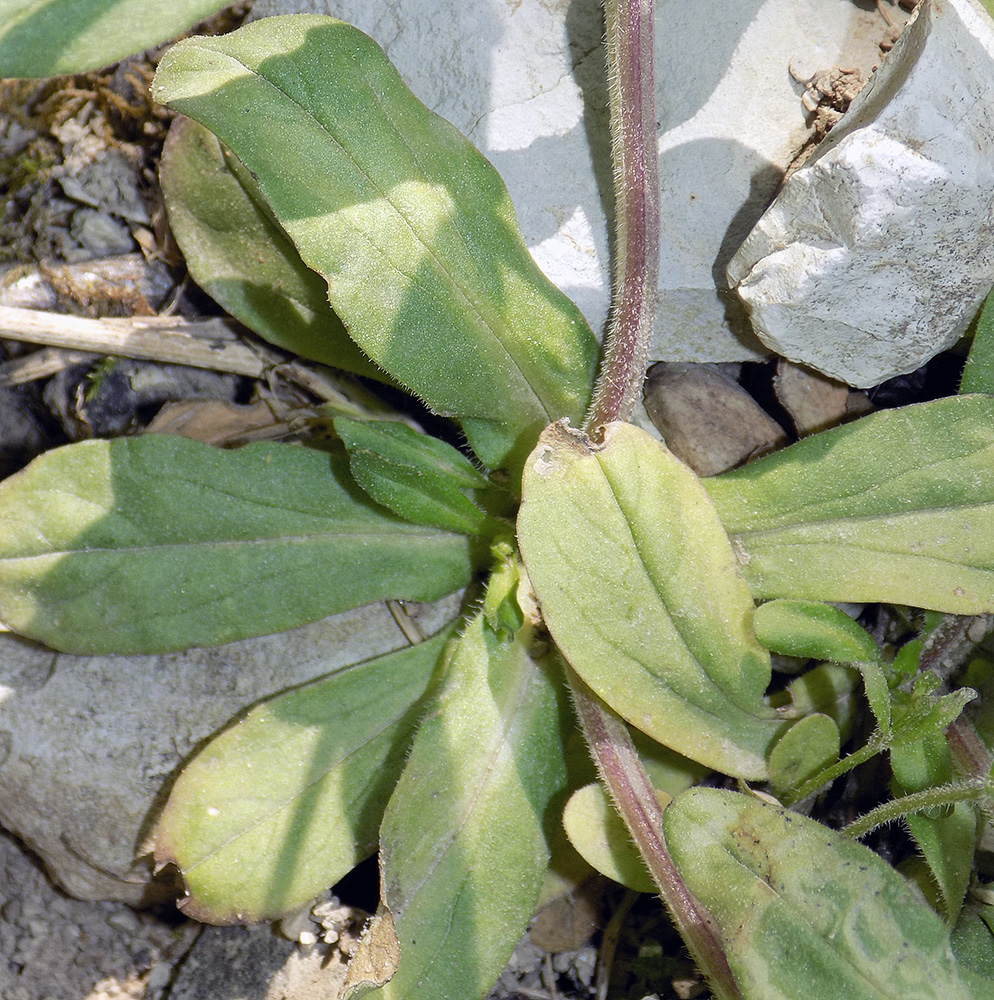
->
518;420;783;779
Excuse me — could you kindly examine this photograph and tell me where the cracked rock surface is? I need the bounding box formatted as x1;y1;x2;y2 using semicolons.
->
251;0;903;363
729;0;994;386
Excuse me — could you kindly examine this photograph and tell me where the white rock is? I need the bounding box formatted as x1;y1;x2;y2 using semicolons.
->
0;596;461;903
729;0;994;387
248;0;891;362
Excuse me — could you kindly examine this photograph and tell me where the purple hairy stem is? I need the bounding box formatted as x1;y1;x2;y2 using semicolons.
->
569;676;743;1000
585;0;660;435
572;4;741;997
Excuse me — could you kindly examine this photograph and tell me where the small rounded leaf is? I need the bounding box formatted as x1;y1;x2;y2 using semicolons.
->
562;783;659;894
753;600;879;663
767;714;841;798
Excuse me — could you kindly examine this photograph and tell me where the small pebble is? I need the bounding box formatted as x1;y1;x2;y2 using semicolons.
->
146;962;172;990
106;910;139;933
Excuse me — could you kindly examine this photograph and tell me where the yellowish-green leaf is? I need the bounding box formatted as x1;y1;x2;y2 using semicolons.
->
352;615;569;1000
562;735;704;894
155;626;455;924
518;420;784;780
667;788;979;1000
706;397;994;614
562;783;658;894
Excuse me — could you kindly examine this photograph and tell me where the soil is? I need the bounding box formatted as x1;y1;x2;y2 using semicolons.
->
0;831;199;1000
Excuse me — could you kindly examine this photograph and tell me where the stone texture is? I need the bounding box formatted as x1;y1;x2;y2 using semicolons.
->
643;362;787;475
168;924;350;1000
773;360;871;437
0;595;462;904
0;830;199;1000
248;0;894;363
729;0;994;386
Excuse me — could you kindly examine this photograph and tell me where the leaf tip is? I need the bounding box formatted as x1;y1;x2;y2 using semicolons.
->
344;909;401;995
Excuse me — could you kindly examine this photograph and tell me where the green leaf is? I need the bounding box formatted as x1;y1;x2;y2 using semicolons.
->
952;904;994;981
753;600;890;732
961;290;994;395
518;420;784;780
0;0;230;77
774;662;860;738
482;539;525;638
706;396;994;614
753;600;879;664
154;626;455;924
767;714;841;799
353;615;569;1000
562;736;705;894
152;15;599;471
666;788;978;1000
333;417;497;536
906;804;977;926
0;436;476;654
889;638;925;686
160;116;384;380
892;726;977;924
891;674;975;748
562;783;657;894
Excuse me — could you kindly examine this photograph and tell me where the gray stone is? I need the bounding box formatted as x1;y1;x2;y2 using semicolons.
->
729;0;994;386
0;830;198;1000
169;923;350;1000
247;0;894;363
0;595;461;904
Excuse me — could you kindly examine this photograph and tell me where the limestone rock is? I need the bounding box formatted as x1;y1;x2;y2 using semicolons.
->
729;0;994;386
0;595;461;904
248;0;894;362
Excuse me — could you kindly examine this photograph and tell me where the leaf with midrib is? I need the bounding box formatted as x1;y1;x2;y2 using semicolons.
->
334;416;498;536
350;615;569;1000
160;116;385;381
0;0;230;78
0;435;476;654
518;420;784;780
152;15;599;472
706;396;994;614
666;788;980;1000
155;626;456;924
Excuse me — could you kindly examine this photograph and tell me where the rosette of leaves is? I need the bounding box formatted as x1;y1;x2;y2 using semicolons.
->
1;11;994;1000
